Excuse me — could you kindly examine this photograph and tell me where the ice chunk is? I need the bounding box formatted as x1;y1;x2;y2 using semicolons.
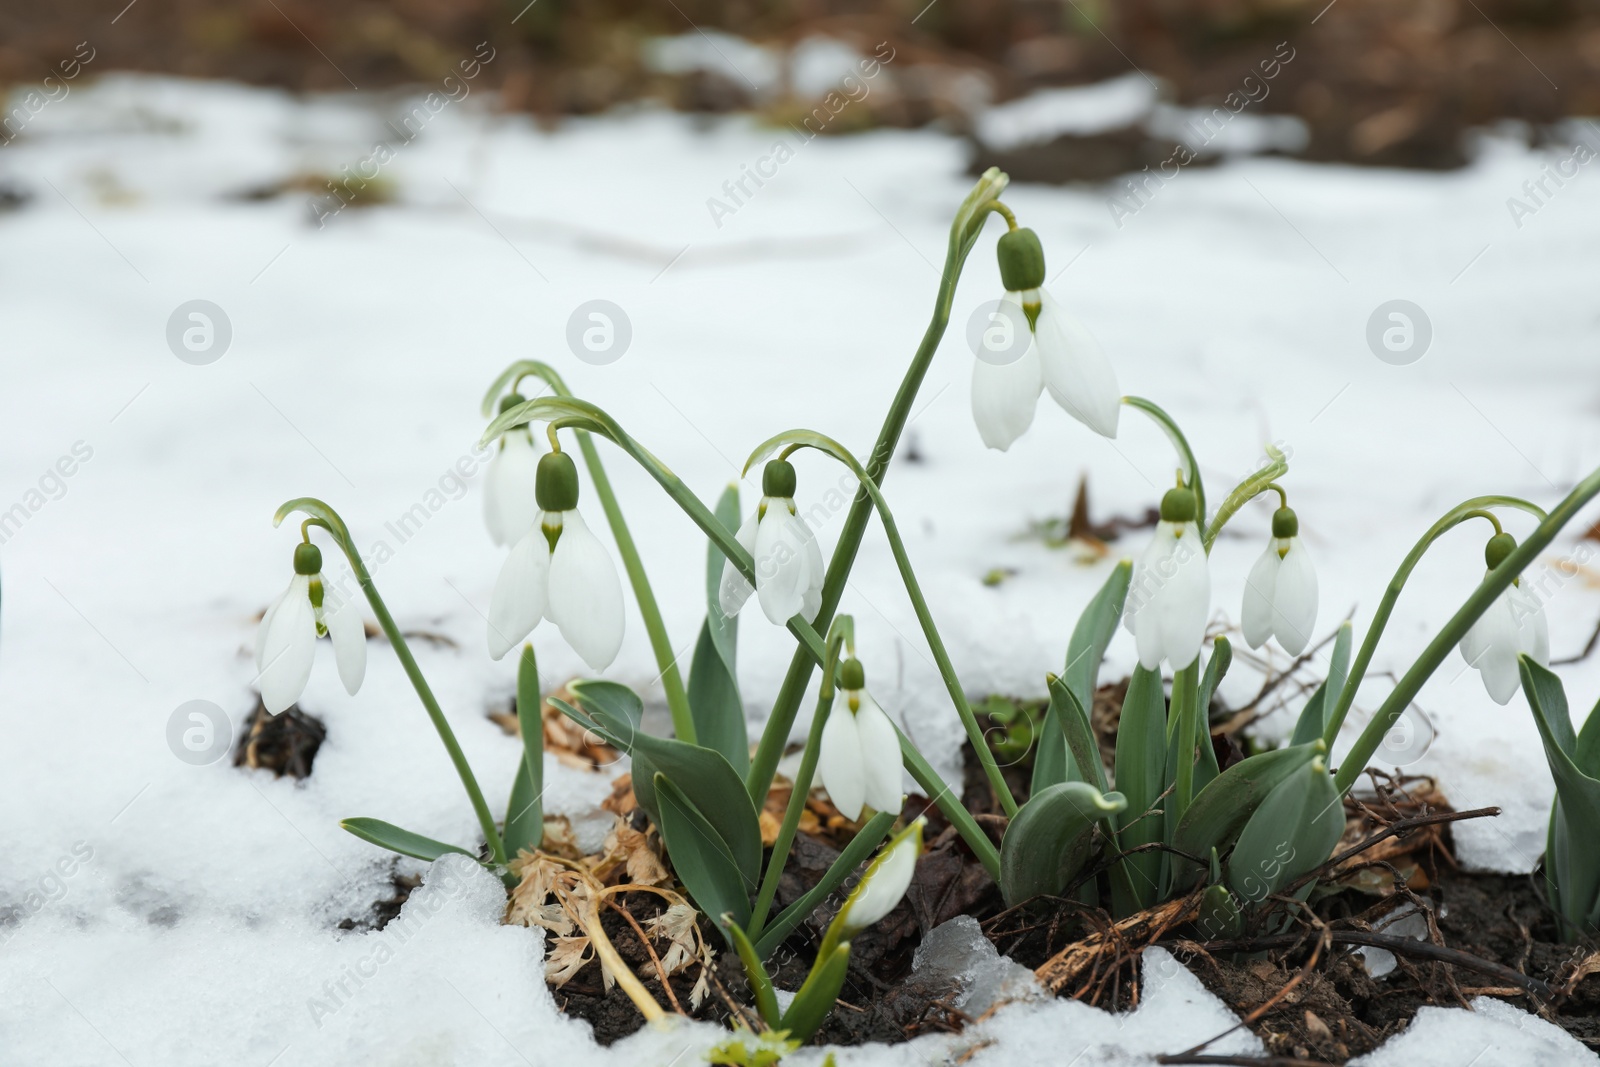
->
1354;902;1431;979
911;915;1045;1017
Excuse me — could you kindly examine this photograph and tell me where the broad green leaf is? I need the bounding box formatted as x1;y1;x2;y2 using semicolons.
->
654;774;751;932
1521;657;1600;936
504;645;545;858
687;484;748;775
340;818;475;863
753;810;895;959
724;916;781;1027
1046;674;1108;793
1226;757;1344;904
1000;782;1125;908
1291;622;1352;746
1576;690;1600;773
565;681;762;885
1171;742;1321;888
778;943;851;1042
1111;665;1168;915
1034;561;1131;792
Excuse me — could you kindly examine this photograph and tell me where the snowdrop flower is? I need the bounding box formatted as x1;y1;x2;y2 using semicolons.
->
817;658;903;822
971;227;1121;451
1242;505;1319;656
1124;486;1210;671
718;460;824;626
256;542;366;713
487;450;625;670
1460;532;1550;705
483;392;542;547
835;818;923;935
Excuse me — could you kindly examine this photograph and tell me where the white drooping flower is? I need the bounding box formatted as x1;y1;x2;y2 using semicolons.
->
1460;533;1550;705
487;451;624;670
816;659;903;822
718;460;823;626
256;542;366;713
970;227;1121;451
1241;506;1319;656
483;410;541;546
1124;486;1211;671
835;818;923;935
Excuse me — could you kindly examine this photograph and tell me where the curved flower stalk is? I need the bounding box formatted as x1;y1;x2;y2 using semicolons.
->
487;447;625;669
972;221;1121;449
482;360;697;745
272;498;507;868
1125;484;1210;672
718;459;824;625
256;540;366;713
1460;530;1549;704
1241;495;1319;657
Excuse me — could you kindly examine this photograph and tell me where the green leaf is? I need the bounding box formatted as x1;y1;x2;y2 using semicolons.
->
1197;637;1232;715
1171;742;1321;889
1196;883;1243;941
1193;642;1230;795
778;942;852;1042
653;774;752;932
1520;656;1600;936
563;681;763;886
1046;674;1108;793
688;484;748;776
340;818;476;863
1292;622;1351;746
504;645;545;858
723;916;781;1028
1226;757;1344;904
1034;561;1131;793
1111;665;1168;915
1000;782;1125;908
753;810;895;959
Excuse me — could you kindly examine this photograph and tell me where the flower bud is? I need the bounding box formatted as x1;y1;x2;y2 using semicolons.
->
1159;486;1198;524
996;227;1046;293
762;459;797;499
293;542;323;576
1485;531;1517;571
535;451;580;512
840;657;865;691
1271;505;1299;539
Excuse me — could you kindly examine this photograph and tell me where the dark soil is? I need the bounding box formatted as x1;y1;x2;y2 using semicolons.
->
336;868;422;933
232;698;326;779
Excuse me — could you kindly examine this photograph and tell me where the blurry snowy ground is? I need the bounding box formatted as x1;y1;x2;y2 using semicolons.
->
2;73;1599;1065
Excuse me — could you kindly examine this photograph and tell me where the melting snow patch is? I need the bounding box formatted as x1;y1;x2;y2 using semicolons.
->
1354;996;1596;1067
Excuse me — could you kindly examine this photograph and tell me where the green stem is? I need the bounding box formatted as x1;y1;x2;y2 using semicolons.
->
749;618;853;936
1332;482;1595;795
1322;495;1545;749
1169;663;1200;824
899;726;1002;880
483;361;696;744
742;170;1013;806
1204;447;1289;552
1123;396;1207;530
747;431;1019;818
274;498;507;867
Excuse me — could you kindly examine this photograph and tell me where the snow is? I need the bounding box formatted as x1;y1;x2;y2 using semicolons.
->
2;72;1599;1064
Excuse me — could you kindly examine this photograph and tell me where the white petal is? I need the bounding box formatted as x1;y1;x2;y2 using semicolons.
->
800;518;826;623
852;693;904;816
488;526;550;661
484;431;541;546
1129;533;1178;670
1159;523;1210;670
970;315;1043;452
845;826;919;930
753;506;810;625
255;585;289;672
1270;538;1318;656
1480;642;1523;705
259;575;316;713
1507;583;1550;667
547;510;626;671
1240;543;1280;650
1035;290;1121;438
718;512;760;618
322;586;368;695
1466;591;1520;704
1460;585;1494;667
818;695;866;821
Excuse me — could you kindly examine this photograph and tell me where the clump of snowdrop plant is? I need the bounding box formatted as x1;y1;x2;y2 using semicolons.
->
249;168;1600;1045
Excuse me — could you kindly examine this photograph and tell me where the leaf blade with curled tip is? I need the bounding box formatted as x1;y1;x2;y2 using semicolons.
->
340;818;475;863
1000;781;1126;908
